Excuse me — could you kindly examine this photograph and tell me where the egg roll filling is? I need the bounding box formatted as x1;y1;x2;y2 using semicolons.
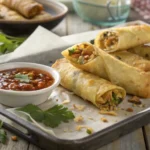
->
100;31;118;50
98;90;122;110
68;44;97;64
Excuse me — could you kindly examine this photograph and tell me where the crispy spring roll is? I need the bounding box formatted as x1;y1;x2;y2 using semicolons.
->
0;0;43;18
0;4;25;20
98;49;150;98
61;42;109;79
94;25;150;52
52;58;126;111
111;51;150;72
128;45;150;60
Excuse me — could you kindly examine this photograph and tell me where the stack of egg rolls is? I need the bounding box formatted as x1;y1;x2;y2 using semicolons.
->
62;41;150;98
52;58;126;111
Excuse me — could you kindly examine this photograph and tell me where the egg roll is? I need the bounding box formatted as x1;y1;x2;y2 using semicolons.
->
61;42;108;80
0;4;25;20
94;25;150;52
52;58;126;111
98;49;150;98
0;0;43;18
111;51;150;72
128;45;150;60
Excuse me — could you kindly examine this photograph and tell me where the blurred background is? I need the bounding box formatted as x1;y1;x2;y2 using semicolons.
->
57;0;150;25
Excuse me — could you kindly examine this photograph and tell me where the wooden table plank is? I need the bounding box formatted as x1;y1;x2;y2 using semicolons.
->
0;130;29;150
67;13;95;35
143;125;150;149
52;18;67;36
99;129;146;150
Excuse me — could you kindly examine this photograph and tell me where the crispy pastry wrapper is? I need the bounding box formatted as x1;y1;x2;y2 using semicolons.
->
62;42;150;98
61;42;109;80
0;4;51;21
111;51;150;72
0;4;25;20
52;58;126;111
0;0;43;18
128;45;150;60
99;50;150;98
94;25;150;52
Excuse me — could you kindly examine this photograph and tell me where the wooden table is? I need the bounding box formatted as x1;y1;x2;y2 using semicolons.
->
0;12;150;150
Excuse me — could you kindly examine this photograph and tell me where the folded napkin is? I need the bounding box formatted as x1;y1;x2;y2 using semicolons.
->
0;26;69;64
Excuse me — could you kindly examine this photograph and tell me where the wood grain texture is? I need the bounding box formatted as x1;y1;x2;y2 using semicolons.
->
52;17;67;36
67;12;94;34
143;125;150;149
0;130;28;150
98;129;146;150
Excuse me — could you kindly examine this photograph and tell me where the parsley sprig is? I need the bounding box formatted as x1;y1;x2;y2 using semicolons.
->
15;74;30;83
17;104;75;128
0;120;7;144
0;33;26;54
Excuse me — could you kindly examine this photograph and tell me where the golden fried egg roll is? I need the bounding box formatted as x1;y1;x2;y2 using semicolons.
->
52;58;126;111
128;45;150;60
111;51;150;72
0;0;43;18
94;25;150;52
0;4;25;20
61;42;109;80
99;49;150;98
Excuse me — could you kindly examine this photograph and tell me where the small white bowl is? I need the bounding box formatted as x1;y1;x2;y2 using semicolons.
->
0;62;60;107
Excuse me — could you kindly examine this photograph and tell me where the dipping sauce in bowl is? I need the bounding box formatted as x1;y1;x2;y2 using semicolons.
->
0;62;60;107
0;68;54;91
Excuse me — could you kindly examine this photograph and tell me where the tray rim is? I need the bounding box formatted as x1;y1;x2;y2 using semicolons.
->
1;105;150;150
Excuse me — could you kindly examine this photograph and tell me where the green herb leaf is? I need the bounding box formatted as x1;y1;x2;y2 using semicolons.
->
86;129;92;134
0;120;3;128
112;93;122;105
15;74;30;83
68;48;76;55
0;129;7;144
0;120;7;144
0;33;26;54
17;104;75;128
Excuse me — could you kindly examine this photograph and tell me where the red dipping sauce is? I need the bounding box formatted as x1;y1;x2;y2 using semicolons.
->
0;68;54;91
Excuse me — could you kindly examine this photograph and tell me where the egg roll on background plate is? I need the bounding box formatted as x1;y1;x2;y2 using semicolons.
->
99;50;150;98
94;25;150;52
0;0;43;18
0;4;25;20
128;45;150;60
61;42;109;80
52;58;126;111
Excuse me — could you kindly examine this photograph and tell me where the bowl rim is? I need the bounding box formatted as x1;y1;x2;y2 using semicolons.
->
0;62;60;95
73;0;131;8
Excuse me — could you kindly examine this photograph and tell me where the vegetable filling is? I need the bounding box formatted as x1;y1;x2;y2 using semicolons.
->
100;31;118;50
68;44;97;64
98;91;122;111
